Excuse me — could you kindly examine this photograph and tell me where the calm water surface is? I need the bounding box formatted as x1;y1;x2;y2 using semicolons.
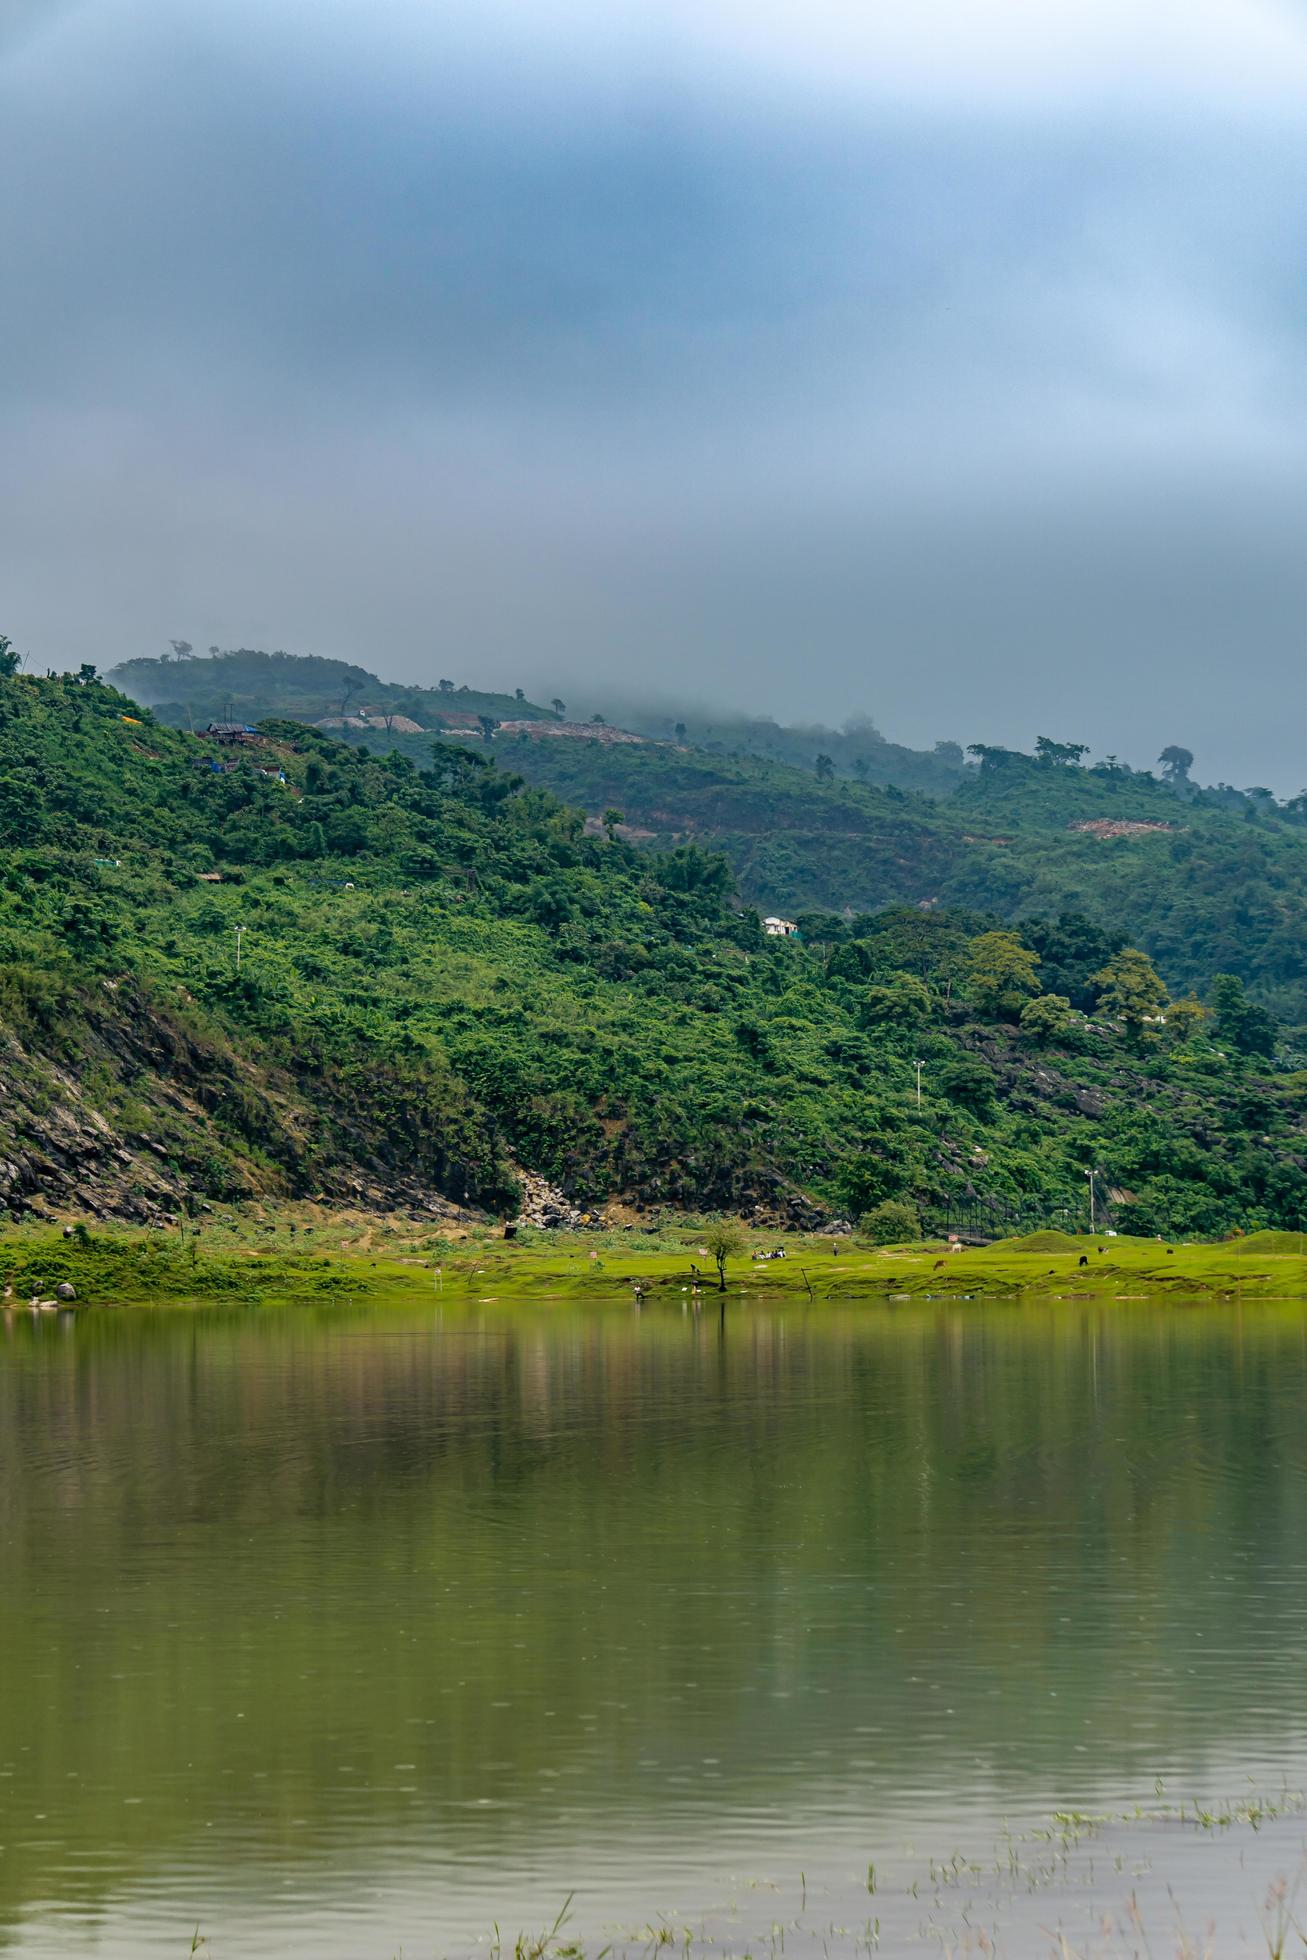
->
3;1296;1307;1956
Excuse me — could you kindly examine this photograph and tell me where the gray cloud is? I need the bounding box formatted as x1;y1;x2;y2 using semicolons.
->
4;0;1307;788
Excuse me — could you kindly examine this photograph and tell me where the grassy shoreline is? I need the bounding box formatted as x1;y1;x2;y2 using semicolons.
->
4;1217;1307;1306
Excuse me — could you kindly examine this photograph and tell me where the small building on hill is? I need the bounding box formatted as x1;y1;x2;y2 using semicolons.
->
205;721;263;745
764;916;799;938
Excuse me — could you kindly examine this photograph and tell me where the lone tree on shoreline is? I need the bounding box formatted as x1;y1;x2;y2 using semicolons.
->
705;1221;745;1291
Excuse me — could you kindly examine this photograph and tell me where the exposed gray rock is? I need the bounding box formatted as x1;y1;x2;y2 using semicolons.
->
513;1166;587;1230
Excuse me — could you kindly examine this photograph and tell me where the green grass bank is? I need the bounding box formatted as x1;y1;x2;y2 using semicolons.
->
5;1221;1307;1307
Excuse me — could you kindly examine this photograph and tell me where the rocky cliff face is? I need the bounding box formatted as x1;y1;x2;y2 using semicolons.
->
0;1027;194;1224
0;984;469;1227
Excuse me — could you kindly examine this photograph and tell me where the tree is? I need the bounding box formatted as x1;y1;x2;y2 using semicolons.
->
590;712;606;725
1092;947;1168;1041
860;1199;920;1244
836;1145;915;1214
60;896;118;956
704;1219;745;1291
674;721;687;741
429;743;489;789
861;974;932;1028
1019;993;1077;1044
1024;913;1124;1010
514;687;525;702
1164;994;1208;1045
1210;973;1276;1057
852;755;869;781
815;752;834;782
478;714;499;745
933;740;964;764
794;911;846;949
937;1055;996;1116
1158;745;1194;784
75;663;97;685
655;843;733;899
524;877;574;928
1034;737;1089;767
551;698;567;719
966;743;1027;771
966;930;1041;1018
1264;1163;1307;1230
601;806;623;842
0;636;19;678
168;639;193;661
438;678;455;693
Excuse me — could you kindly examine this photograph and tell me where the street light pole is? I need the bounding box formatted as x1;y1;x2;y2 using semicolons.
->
915;1059;924;1109
1085;1167;1096;1233
235;924;246;973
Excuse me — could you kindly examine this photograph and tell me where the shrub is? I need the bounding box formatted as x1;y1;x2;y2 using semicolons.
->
860;1199;921;1244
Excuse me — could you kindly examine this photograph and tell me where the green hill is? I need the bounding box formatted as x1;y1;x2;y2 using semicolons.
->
611;702;968;796
3;658;1305;1240
110;646;554;734
109;649;1307;1020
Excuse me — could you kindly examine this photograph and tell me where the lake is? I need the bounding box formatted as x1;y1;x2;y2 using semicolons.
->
3;1295;1307;1956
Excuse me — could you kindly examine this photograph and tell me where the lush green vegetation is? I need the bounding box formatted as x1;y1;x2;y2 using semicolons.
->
3;653;1306;1239
111;648;1307;1020
500;735;1307;1019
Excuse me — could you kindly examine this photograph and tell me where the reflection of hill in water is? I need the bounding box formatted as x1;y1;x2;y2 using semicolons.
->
1;1298;1306;1942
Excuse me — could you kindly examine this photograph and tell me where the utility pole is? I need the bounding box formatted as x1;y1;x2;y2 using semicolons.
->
915;1059;924;1109
234;925;246;973
1085;1167;1097;1233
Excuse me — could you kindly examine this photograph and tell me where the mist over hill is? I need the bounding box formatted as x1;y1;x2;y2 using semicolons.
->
110;647;1307;1022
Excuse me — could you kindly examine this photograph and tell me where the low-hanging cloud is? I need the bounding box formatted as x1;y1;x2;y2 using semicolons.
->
4;0;1307;789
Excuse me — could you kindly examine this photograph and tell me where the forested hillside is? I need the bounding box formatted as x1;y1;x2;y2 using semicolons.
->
110;649;1307;1020
3;656;1306;1239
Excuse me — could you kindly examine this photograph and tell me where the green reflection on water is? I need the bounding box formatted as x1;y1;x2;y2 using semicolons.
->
1;1296;1306;1951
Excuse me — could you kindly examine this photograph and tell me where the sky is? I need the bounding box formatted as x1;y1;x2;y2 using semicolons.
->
3;0;1307;789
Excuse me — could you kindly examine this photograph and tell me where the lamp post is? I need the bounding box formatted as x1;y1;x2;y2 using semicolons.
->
234;924;246;973
1085;1167;1097;1234
915;1059;924;1109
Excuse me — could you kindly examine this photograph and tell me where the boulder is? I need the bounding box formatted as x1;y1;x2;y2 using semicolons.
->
56;1282;77;1301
